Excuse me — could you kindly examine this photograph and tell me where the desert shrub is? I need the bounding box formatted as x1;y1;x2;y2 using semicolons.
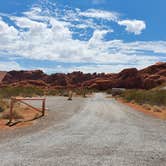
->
47;89;60;96
47;89;68;96
152;105;162;112
106;89;112;94
142;104;151;110
120;89;166;106
73;88;90;97
0;106;3;112
0;98;9;112
0;100;4;112
106;88;125;96
2;111;23;120
0;86;44;98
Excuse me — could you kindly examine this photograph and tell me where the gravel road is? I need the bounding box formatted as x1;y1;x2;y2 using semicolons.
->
0;93;166;166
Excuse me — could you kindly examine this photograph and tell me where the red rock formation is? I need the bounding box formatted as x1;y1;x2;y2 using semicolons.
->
0;72;7;82
0;62;165;90
2;70;47;84
116;68;143;89
139;62;166;89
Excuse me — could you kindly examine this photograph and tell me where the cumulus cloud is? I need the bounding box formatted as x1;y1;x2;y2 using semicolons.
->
0;17;18;40
0;61;21;71
79;9;146;35
88;30;112;46
80;9;119;21
118;19;146;35
0;6;165;73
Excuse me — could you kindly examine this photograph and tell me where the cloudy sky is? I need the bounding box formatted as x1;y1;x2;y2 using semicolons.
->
0;0;166;73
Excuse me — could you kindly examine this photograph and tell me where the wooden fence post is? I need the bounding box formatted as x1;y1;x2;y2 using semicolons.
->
9;98;14;123
42;99;45;116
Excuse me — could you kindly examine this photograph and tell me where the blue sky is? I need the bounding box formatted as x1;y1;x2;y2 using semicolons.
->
0;0;165;73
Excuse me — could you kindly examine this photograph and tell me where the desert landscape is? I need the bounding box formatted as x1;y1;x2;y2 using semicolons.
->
0;0;166;165
0;62;166;165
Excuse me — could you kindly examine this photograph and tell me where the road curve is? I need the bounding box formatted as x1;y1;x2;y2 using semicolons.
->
0;93;166;166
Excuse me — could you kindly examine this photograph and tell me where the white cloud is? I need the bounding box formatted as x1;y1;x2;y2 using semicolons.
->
0;6;164;73
80;9;119;21
118;19;146;35
40;59;159;74
79;9;146;35
88;30;112;46
0;17;18;39
0;61;21;71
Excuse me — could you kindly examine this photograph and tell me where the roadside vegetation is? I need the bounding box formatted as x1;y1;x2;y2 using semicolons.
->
119;89;166;106
0;86;94;123
0;97;24;120
0;99;7;113
106;87;166;118
0;86;93;113
0;86;44;98
0;86;44;121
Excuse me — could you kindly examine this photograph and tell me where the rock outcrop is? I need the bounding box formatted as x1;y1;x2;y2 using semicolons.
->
0;62;165;90
0;72;7;82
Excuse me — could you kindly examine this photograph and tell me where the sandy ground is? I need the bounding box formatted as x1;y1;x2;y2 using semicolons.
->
114;97;166;120
0;93;166;166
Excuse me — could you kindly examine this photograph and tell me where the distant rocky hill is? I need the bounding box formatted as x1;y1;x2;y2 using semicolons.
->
0;62;166;90
0;71;7;82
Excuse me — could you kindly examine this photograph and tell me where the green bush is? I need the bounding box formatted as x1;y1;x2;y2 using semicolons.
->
2;111;23;120
74;88;94;97
0;98;9;113
106;89;112;94
47;89;68;96
120;89;166;106
106;88;125;96
0;106;3;112
0;86;44;98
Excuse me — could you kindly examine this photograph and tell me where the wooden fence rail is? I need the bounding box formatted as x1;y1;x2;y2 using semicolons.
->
8;97;46;126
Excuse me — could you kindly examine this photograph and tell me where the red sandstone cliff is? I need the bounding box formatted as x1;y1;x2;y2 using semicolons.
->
0;62;165;90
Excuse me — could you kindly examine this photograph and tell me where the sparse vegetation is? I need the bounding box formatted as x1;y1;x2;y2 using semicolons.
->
74;88;92;97
0;98;24;120
0;86;44;98
152;105;162;112
1;110;23;120
0;98;9;113
0;86;44;121
68;90;73;100
119;89;166;106
47;89;67;96
142;104;151;110
106;88;126;96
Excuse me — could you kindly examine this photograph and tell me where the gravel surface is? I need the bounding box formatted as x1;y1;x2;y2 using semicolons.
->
0;93;166;166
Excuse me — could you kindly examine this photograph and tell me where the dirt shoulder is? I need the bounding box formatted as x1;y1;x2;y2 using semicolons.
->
0;96;86;143
115;97;166;120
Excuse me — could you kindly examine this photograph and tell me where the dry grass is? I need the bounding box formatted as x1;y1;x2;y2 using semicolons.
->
152;105;162;112
142;104;152;110
1;111;24;120
119;89;166;106
114;88;166;119
0;99;9;113
0;101;23;120
0;86;44;98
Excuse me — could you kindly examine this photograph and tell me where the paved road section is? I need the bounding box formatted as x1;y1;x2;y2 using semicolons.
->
0;93;166;166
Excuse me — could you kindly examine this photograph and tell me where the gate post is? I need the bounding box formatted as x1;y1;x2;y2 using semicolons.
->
9;98;14;123
42;99;46;116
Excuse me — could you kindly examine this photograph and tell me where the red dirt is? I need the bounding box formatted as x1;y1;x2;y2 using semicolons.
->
116;98;166;120
0;108;44;130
